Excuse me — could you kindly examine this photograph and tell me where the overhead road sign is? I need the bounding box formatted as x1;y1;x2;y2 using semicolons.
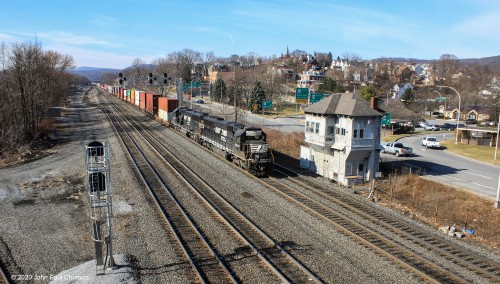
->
295;88;309;103
261;100;272;109
381;112;392;125
310;93;324;104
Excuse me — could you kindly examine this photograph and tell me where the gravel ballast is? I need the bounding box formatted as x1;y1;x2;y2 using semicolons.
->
1;88;498;283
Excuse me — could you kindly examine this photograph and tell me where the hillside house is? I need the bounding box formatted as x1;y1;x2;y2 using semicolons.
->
300;93;384;186
297;70;325;88
391;83;414;99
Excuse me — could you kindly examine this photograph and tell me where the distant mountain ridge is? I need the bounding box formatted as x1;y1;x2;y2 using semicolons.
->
372;55;500;65
69;66;121;81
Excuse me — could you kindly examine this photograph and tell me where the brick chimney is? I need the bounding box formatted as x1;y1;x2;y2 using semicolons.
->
370;97;376;110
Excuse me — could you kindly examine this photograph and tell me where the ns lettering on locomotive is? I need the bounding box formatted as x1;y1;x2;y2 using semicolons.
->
169;107;273;175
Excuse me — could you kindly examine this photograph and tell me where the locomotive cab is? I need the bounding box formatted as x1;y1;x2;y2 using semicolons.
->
239;127;273;174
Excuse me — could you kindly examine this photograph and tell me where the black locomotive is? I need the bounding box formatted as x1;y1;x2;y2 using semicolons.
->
169;107;273;175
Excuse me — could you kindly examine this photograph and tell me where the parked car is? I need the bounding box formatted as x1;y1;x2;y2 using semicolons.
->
441;123;456;131
421;137;440;149
196;99;204;104
425;124;440;131
465;119;477;125
417;121;427;128
382;142;413;157
480;121;496;126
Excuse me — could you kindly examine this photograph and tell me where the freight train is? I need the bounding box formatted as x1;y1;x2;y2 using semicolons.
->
97;83;273;176
170;107;273;175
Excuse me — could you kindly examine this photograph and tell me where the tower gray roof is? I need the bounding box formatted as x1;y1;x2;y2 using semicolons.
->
303;93;383;117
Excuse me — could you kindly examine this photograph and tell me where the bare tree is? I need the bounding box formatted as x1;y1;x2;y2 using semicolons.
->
0;40;74;152
129;58;147;86
342;52;362;64
165;48;202;84
437;54;460;81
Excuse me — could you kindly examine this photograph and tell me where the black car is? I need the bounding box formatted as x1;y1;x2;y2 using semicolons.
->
441;123;456;130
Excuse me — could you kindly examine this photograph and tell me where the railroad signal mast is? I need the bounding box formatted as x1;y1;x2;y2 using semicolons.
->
117;72;127;86
85;141;115;274
147;72;171;96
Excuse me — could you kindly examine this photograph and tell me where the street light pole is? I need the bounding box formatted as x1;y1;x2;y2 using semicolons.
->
433;90;447;117
495;112;500;160
308;81;321;105
495;113;500;208
190;81;193;109
437;86;461;144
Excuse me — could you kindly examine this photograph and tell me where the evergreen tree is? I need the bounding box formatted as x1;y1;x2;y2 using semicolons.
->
248;81;266;112
326;52;333;66
213;78;227;102
318;77;346;93
401;88;415;107
358;85;378;100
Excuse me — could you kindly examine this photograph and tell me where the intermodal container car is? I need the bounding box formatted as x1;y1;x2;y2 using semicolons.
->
130;89;135;104
139;92;147;110
134;91;140;106
145;93;160;116
158;97;179;122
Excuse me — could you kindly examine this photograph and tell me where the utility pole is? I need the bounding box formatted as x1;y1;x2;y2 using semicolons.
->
437;86;461;144
234;85;238;122
494;112;500;209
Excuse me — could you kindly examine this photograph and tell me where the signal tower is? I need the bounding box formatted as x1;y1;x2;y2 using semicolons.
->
85;141;115;273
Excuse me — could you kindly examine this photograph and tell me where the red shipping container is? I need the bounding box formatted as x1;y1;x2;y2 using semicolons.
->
158;97;179;112
140;92;147;110
158;97;179;121
145;93;160;116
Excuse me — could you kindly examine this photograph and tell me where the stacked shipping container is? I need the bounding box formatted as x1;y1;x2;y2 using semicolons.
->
99;86;179;125
145;93;160;116
158;97;179;122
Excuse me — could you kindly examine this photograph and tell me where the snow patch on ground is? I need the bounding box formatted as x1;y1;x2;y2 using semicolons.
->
50;254;137;284
113;200;133;214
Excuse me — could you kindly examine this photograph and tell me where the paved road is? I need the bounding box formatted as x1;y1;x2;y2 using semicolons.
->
193;100;305;132
383;132;500;200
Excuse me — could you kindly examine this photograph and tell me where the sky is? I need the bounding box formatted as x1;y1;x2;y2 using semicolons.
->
1;0;499;69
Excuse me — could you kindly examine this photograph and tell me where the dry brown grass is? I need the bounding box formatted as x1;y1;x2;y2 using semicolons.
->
375;175;499;249
266;132;499;249
265;129;304;159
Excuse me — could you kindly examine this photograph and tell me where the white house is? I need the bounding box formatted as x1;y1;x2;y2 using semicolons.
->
300;93;384;186
391;83;413;99
297;70;325;88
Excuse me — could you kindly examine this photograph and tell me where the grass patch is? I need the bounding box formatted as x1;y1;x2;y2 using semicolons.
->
373;175;499;249
441;139;500;166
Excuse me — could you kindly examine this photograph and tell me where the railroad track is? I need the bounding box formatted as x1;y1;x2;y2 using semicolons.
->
98;88;499;283
100;92;322;283
0;263;9;284
101;99;235;283
268;164;500;283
